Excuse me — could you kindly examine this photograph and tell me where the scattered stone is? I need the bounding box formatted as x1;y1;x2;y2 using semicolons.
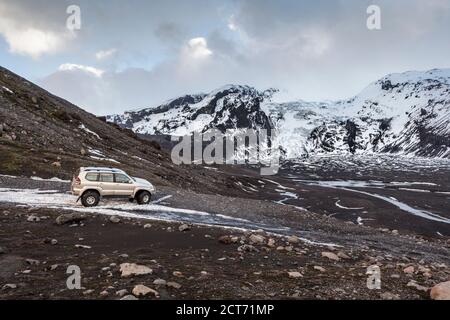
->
267;238;276;247
167;281;182;289
218;235;238;244
115;289;128;297
25;258;40;266
2;284;17;290
143;224;152;229
50;264;59;271
120;295;138;300
153;279;167;286
52;161;61;167
249;234;265;245
288;271;303;279
100;290;109;297
75;244;91;249
83;289;94;295
55;213;86;225
287;236;300;244
238;244;259;253
321;252;340;261
314;266;326;272
132;285;159;297
403;266;415;274
109;216;121;224
407;280;428;292
430;281;450;300
337;251;351;260
27;215;40;222
80;148;86;156
120;263;153;277
178;224;191;232
173;271;183;277
380;292;400;300
51;239;58;245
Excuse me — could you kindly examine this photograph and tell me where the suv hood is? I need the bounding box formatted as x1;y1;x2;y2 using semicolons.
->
133;177;155;190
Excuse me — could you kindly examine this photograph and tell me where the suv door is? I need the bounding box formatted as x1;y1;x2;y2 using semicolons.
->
99;173;115;196
114;173;135;196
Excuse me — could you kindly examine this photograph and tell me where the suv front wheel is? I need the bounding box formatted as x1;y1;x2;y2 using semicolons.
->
81;191;100;207
136;191;151;205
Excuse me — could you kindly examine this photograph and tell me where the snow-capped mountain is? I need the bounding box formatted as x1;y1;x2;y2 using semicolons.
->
107;69;450;159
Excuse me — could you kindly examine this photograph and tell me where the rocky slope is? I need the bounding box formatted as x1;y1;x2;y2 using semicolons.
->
108;69;450;159
0;66;244;195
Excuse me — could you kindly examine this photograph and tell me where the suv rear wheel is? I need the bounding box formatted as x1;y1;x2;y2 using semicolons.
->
81;191;100;207
136;191;151;205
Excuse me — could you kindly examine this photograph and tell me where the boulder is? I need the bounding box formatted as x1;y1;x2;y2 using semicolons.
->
430;281;450;300
120;263;153;277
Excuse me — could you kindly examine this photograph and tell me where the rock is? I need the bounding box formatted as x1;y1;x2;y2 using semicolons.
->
27;215;40;222
288;271;303;279
153;279;167;286
238;244;259;253
31;96;38;103
83;289;94;295
109;216;121;224
75;244;91;249
249;234;265;245
2;284;17;290
407;280;428;292
52;161;61;167
314;266;326;272
100;290;109;297
120;263;153;277
167;281;182;289
403;266;415;274
55;213;86;225
132;285;159;297
267;238;276;247
120;295;139;300
115;289;128;297
218;235;238;244
0;246;6;254
430;281;450;300
380;292;400;300
321;252;340;261
287;236;300;244
51;239;58;245
178;224;190;232
173;271;183;277
80;148;86;156
337;251;351;260
25;258;40;266
143;224;152;229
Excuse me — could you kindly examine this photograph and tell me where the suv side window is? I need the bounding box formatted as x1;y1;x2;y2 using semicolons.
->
85;173;99;181
115;173;131;184
100;173;114;183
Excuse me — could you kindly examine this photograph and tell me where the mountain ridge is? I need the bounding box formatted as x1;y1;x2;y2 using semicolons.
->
108;69;450;159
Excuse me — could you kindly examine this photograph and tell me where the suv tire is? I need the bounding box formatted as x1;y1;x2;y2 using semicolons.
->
136;191;151;205
81;191;100;207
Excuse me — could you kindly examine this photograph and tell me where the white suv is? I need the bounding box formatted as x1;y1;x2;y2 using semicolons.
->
72;167;155;207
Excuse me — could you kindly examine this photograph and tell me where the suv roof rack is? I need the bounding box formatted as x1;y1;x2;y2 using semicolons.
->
80;167;125;173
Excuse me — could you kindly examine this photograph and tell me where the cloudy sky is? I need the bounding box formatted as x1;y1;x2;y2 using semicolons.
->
1;0;450;115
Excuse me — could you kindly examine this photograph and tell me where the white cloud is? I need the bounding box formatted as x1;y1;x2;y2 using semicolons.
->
95;48;117;61
58;63;104;78
0;21;70;59
184;37;213;59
